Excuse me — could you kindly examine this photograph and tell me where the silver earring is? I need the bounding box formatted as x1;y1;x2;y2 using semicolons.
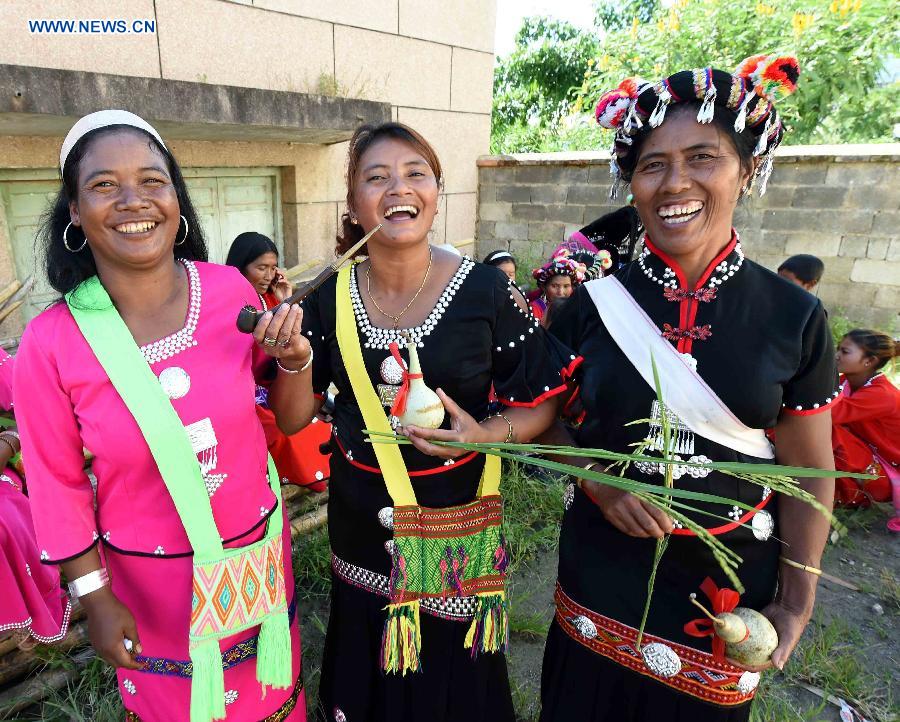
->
350;215;359;225
63;222;87;253
175;215;189;246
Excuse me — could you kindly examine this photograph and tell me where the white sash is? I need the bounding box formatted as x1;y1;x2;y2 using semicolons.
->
584;275;774;459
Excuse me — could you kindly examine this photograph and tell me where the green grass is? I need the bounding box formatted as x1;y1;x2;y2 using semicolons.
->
751;615;897;722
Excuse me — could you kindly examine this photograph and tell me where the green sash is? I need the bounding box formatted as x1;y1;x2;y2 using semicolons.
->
66;277;291;722
335;265;508;674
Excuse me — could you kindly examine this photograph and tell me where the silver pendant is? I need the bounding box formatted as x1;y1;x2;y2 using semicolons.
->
569;614;597;639
380;355;404;385
641;642;682;678
377;506;394;530
737;670;761;694
158;366;191;399
563;483;575;511
751;509;774;541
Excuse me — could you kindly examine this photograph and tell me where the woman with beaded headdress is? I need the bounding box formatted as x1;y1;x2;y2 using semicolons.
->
530;254;587;324
538;55;839;721
15;111;308;721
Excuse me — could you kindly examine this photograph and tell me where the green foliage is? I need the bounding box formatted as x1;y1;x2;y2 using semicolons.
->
492;0;900;152
491;17;603;154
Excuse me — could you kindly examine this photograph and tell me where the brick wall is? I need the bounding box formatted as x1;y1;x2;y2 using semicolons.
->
476;145;900;330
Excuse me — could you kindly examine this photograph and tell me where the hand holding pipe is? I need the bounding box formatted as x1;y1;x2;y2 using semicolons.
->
236;224;382;333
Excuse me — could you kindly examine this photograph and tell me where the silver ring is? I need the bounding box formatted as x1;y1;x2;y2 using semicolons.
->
278;338;291;348
263;337;277;347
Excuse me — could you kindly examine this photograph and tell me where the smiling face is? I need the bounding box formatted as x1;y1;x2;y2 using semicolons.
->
629;108;751;262
545;274;573;300
351;137;439;249
836;337;872;375
244;251;279;295
69;129;180;273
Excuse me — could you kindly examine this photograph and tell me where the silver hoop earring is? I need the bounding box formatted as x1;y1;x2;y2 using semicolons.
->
349;215;359;225
63;222;87;253
175;215;189;246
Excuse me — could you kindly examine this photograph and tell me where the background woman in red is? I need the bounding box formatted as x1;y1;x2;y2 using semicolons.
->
227;232;331;493
832;329;899;515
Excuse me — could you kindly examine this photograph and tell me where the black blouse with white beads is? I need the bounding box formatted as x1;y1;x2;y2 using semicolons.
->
547;232;839;645
300;259;569;570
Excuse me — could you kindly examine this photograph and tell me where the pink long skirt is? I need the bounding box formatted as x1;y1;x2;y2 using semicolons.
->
0;470;71;644
106;507;306;722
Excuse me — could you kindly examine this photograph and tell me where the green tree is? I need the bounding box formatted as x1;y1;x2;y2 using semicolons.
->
491;17;601;153
491;0;899;152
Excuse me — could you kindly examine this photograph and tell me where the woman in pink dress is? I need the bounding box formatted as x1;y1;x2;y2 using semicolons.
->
15;111;312;721
0;350;71;648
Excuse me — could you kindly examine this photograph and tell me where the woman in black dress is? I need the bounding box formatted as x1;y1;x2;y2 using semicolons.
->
540;56;838;721
296;123;571;722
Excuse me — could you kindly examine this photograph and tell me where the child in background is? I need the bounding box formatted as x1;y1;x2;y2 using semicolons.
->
778;254;824;292
483;250;517;282
832;329;900;527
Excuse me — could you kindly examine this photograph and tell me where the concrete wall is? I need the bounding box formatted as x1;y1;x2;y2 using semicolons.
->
0;0;495;335
476;145;900;330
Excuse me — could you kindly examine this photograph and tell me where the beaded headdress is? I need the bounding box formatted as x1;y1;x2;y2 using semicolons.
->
594;54;800;198
532;253;588;287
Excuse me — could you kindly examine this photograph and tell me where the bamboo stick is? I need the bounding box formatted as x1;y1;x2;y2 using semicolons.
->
0;623;89;687
0;648;94;718
0;280;21;308
290;505;328;538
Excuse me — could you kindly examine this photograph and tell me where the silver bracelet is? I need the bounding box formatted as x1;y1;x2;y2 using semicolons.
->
1;429;18;440
67;568;110;599
277;349;313;375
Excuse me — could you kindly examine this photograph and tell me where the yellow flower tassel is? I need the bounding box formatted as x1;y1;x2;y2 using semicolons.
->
464;592;509;657
381;599;422;674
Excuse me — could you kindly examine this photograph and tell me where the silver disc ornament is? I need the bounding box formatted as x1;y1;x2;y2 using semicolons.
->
380;355;405;385
158;366;191;399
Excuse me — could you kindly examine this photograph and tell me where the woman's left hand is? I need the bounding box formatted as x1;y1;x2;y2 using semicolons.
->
271;268;293;303
726;600;810;673
253;302;311;370
401;388;489;459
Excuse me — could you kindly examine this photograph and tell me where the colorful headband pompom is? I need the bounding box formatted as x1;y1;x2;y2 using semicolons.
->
734;53;800;104
595;88;632;129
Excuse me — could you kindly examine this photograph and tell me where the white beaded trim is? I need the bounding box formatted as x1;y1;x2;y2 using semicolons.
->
350;257;474;350
783;388;841;412
639;236;744;289
140;260;201;364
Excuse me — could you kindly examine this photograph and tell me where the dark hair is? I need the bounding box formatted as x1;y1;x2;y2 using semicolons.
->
844;329;900;371
778;254;825;285
483;250;516;267
226;232;278;272
39;125;207;296
616;102;757;183
336;122;443;257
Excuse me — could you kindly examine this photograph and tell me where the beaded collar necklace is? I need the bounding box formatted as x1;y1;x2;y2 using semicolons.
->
637;235;745;290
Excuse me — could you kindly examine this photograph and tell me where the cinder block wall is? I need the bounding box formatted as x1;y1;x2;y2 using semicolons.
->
476;146;899;330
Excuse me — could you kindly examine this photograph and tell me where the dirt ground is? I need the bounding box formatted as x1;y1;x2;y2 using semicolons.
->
299;505;899;722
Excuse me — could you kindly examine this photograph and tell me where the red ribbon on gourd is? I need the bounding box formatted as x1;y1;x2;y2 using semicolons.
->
683;577;741;660
388;341;423;417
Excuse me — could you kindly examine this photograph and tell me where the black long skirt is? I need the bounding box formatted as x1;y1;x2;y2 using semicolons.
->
539;620;752;722
316;575;516;722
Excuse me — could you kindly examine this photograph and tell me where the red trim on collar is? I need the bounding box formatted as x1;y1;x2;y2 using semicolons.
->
644;230;738;291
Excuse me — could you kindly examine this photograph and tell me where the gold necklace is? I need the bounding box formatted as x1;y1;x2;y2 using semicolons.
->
366;249;433;329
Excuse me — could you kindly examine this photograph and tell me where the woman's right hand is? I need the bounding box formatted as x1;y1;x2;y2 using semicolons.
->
580;479;673;539
82;588;143;669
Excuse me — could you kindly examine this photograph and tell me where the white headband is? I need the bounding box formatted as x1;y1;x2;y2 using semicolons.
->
59;110;168;171
486;252;514;263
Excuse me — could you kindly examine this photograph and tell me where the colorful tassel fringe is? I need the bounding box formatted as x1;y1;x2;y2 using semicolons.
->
256;610;293;693
381;600;422;675
189;638;226;722
464;592;509;658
